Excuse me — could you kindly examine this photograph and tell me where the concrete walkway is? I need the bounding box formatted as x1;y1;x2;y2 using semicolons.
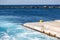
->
23;20;60;39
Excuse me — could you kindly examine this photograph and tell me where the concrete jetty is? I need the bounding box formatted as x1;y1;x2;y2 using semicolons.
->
23;20;60;39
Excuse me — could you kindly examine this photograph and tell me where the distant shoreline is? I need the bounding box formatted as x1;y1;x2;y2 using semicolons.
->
0;5;60;8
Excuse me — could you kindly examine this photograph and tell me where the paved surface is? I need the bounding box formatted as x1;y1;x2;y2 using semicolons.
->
23;20;60;39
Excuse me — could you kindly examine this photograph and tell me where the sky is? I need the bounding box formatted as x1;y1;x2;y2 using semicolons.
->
0;0;60;5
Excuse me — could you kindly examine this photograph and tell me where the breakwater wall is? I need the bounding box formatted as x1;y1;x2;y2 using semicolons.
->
0;5;60;9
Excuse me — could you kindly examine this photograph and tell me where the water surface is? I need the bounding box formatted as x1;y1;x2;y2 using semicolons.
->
0;8;60;40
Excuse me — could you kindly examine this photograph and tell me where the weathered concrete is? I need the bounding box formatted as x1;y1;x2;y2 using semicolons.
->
23;20;60;39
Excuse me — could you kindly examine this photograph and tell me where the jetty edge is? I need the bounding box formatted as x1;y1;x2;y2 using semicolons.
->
23;20;60;39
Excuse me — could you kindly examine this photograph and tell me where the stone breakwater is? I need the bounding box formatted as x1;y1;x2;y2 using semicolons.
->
0;5;60;9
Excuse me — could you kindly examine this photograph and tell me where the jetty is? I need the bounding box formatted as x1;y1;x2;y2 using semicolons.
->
0;5;60;9
23;20;60;39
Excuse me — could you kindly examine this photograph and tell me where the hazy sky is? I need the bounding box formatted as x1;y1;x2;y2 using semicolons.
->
0;0;60;5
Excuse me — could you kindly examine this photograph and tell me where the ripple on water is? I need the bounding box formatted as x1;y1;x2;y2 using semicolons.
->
0;16;59;40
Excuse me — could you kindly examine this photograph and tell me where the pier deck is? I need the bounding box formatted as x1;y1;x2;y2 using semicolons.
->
23;20;60;39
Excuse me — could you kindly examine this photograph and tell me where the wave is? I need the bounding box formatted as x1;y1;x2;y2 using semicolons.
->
0;16;59;40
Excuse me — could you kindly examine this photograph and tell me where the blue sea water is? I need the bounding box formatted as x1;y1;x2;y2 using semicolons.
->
0;8;60;40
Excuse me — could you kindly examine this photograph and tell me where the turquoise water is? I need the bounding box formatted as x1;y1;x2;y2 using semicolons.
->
0;16;58;40
0;8;60;40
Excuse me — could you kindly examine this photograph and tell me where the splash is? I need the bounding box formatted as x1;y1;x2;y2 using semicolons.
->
0;16;59;40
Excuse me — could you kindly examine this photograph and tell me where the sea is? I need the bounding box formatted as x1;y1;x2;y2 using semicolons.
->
0;8;60;40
